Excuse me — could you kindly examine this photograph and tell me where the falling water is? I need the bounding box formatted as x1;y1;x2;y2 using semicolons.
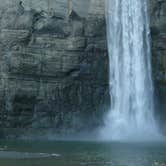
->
102;0;160;141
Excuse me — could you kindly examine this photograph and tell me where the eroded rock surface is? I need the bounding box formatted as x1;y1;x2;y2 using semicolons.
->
0;0;165;138
0;0;109;138
149;0;166;122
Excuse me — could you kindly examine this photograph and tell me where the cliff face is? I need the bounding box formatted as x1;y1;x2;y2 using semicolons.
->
149;0;166;121
0;0;109;137
0;0;165;138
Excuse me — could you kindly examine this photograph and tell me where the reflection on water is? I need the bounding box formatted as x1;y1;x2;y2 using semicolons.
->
0;140;166;166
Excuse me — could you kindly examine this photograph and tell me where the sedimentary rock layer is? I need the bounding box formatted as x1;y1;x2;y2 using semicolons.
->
0;0;165;137
0;0;108;137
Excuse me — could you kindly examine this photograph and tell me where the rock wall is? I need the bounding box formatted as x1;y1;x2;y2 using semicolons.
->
0;0;109;138
149;0;166;122
0;0;165;138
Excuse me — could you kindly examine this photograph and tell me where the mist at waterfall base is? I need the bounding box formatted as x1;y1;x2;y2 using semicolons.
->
100;0;163;142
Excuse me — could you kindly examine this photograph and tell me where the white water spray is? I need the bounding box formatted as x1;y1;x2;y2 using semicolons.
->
102;0;161;141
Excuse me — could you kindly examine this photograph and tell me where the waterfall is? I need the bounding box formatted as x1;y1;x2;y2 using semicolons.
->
102;0;161;141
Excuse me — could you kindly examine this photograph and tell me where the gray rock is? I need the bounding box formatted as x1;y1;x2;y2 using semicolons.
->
150;0;166;120
0;0;109;138
0;0;165;138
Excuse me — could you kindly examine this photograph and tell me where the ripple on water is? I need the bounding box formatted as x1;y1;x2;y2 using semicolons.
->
0;151;60;159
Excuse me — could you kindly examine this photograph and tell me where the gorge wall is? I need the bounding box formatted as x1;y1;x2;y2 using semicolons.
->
0;0;109;138
0;0;165;138
149;0;166;124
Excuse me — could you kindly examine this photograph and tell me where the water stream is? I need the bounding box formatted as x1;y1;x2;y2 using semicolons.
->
102;0;161;141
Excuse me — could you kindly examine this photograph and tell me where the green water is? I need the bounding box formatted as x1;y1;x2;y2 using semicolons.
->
0;140;166;166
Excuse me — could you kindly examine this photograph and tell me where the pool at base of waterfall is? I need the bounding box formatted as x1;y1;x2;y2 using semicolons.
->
0;140;166;166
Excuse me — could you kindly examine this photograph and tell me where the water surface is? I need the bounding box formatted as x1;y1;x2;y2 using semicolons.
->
0;140;166;166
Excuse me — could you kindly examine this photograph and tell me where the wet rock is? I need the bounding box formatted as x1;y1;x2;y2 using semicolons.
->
150;0;166;120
